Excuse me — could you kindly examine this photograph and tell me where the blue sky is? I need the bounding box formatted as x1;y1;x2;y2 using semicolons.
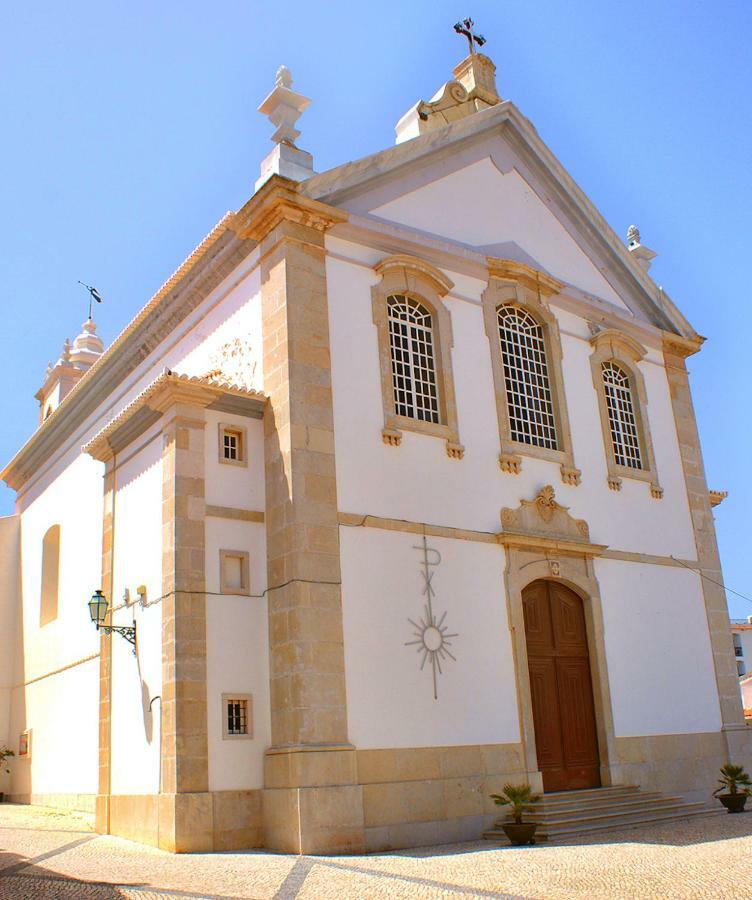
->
1;1;751;617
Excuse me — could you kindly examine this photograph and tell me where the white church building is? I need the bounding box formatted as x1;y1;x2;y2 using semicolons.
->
1;41;749;854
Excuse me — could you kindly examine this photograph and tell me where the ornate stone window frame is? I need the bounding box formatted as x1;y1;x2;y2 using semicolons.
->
482;260;580;485
589;329;662;498
372;254;464;459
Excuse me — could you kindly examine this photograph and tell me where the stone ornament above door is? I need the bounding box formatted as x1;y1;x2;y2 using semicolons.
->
498;485;606;557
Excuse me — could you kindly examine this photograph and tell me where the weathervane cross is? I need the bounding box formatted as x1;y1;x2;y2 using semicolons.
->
453;17;486;55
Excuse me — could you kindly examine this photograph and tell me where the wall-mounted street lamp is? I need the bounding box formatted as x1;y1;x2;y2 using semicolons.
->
88;590;137;653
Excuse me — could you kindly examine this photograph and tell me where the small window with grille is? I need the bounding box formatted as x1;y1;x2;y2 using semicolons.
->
602;362;643;469
497;305;558;450
219;424;246;466
387;294;441;424
222;693;253;739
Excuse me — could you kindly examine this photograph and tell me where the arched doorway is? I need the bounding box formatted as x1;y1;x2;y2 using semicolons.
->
522;580;601;792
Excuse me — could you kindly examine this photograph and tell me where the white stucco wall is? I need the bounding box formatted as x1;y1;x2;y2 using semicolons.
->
204;412;265;512
0;516;19;752
7;251;265;799
204;435;270;790
10;453;103;797
110;433;163;795
340;527;518;748
325;242;697;562
595;558;721;736
369;155;628;310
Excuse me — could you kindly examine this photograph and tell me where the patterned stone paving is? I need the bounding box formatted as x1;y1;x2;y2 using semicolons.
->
2;803;752;898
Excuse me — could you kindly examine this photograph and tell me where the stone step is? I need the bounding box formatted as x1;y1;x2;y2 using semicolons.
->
538;807;722;840
524;795;692;821
484;806;721;843
541;785;640;801
483;785;722;843
528;791;667;814
531;799;707;830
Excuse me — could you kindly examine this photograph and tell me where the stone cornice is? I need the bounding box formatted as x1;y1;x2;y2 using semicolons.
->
486;257;564;297
231;175;348;243
1;220;256;493
496;530;607;557
84;371;266;462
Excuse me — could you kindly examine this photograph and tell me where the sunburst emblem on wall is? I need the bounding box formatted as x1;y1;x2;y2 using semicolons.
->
405;536;458;700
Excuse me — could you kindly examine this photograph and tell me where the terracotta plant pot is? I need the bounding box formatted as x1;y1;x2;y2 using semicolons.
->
718;793;748;814
502;822;538;845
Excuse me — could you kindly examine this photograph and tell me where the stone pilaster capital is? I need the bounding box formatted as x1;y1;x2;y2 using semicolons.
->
661;333;704;361
232;175;347;244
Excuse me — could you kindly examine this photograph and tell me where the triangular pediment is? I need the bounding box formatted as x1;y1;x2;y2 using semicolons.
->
370;157;632;312
303;103;695;337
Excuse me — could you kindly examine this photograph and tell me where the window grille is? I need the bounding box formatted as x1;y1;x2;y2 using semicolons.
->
226;697;249;736
602;362;643;469
497;305;558;450
222;429;241;461
387;295;440;424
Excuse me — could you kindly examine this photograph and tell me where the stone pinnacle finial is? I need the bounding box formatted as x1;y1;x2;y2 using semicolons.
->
255;65;315;191
258;65;311;147
275;65;292;89
626;224;657;272
61;338;72;363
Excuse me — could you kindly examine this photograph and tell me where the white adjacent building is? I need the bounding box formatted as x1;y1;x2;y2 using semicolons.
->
1;47;749;854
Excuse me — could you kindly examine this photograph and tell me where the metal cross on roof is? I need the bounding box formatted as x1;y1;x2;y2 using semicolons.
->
453;17;486;55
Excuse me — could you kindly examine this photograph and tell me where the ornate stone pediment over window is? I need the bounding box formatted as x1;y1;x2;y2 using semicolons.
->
499;485;606;556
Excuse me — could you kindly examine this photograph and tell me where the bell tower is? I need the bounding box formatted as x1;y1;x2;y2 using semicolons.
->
35;318;104;424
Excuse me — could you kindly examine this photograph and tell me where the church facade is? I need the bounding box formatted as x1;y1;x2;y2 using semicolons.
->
1;48;749;854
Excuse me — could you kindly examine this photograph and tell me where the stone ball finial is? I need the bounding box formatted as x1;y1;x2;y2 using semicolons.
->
627;224;640;246
275;65;292;88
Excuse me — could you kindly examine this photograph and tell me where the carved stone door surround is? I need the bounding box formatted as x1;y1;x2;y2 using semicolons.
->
498;485;616;791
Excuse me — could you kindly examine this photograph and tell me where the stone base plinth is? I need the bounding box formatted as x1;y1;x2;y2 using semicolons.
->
103;790;262;852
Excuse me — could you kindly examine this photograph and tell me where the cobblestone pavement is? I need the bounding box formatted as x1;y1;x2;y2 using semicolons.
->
2;804;752;899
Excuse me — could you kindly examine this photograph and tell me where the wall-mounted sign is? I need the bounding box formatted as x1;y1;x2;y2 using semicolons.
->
18;729;31;758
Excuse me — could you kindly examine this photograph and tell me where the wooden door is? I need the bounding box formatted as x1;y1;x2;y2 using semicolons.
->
522;580;600;792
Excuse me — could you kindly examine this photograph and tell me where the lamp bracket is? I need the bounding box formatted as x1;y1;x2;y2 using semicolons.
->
98;621;137;654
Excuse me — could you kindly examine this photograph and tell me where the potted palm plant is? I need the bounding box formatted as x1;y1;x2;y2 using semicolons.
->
0;747;14;803
490;783;541;845
713;763;751;813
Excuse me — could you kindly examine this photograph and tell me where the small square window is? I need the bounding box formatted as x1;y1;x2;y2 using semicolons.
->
219;549;250;595
218;424;247;467
222;694;252;739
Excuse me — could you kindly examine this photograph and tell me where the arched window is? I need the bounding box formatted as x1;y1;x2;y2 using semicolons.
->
497;305;558;451
372;256;463;459
601;362;642;469
387;295;440;424
40;524;61;626
482;267;579;484
589;329;661;497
